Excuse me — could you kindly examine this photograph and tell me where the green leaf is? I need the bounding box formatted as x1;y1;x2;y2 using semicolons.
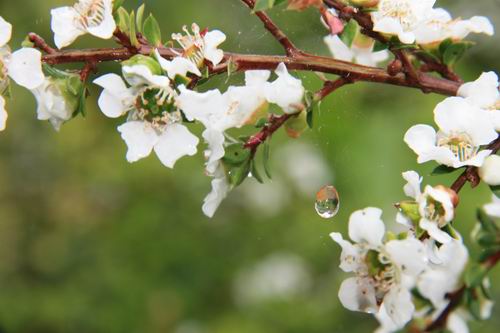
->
251;160;264;184
136;4;145;34
263;141;272;179
477;208;498;233
129;11;139;47
143;14;162;47
373;40;388;52
222;144;251;166
465;264;489;288
438;38;454;57
478;246;500;263
113;0;125;12
228;160;251;187
340;20;358;48
465;288;482;320
491;185;500;198
115;7;130;36
442;41;474;66
431;164;458;175
255;117;268;128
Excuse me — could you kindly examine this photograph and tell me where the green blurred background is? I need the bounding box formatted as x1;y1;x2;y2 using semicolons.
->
0;0;499;332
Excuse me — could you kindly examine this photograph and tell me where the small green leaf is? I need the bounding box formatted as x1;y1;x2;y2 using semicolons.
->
129;11;139;47
263;141;272;179
373;40;388;52
477;208;498;233
478;246;500;263
431;164;458;175
115;7;130;36
442;41;474;66
136;4;145;34
143;14;162;47
113;0;125;12
465;288;482;320
251;160;264;184
340;20;358;48
255;117;268;128
228;160;251;187
465;264;489;288
222;144;251;166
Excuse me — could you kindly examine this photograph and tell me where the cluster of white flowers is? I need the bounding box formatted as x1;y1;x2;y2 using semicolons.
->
405;72;499;182
371;0;493;45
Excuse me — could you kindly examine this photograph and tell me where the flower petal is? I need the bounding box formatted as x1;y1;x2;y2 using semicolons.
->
458;72;499;109
266;63;304;114
385;238;427;279
51;7;84;49
0;95;7;131
348;207;385;247
381;287;415;329
402;170;422;199
155;51;201;79
8;48;45;90
420;219;452;244
94;74;134;118
330;232;361;273
202;174;231;218
203;30;226;65
85;0;116;40
338;277;378;313
117;121;158;163
324;35;354;62
153;123;199;168
0;16;12;48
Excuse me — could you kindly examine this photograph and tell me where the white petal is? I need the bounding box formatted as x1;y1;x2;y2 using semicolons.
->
404;124;437;159
484;195;500;218
381;287;415;329
330;232;361;273
245;70;271;86
31;79;72;131
458;72;499;109
94;74;134;118
8;48;45;89
478;155;500;186
0;16;12;48
348;207;385;247
51;7;84;49
324;35;354;62
434;97;497;146
155;51;201;79
153;123;199;168
385;238;427;279
117;121;158;163
266;63;304;114
123;65;170;88
177;85;229;128
0;95;7;131
338;277;378;313
402;170;422;199
420;219;452;244
85;0;116;40
202;174;231;218
447;312;469;333
202;128;226;175
422;185;455;223
203;30;226;65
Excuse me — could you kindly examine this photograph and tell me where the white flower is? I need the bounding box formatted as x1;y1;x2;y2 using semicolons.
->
202;166;231;218
265;63;304;114
0;16;12;48
458;71;500;131
154;50;201;80
404;97;497;168
484;195;500;218
324;35;389;67
417;239;468;308
371;0;436;44
94;65;199;168
51;0;116;49
330;207;427;331
479;155;500;186
32;78;74;131
414;8;494;45
172;23;226;66
400;171;456;243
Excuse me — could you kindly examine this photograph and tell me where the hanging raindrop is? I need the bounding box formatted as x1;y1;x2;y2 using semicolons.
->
315;185;340;219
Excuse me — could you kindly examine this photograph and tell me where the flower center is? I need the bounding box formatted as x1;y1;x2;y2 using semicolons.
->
74;0;107;30
172;24;205;67
423;197;447;227
134;87;181;128
379;0;416;30
437;131;478;162
365;250;397;294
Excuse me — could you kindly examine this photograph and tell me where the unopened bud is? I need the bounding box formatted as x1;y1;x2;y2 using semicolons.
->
321;8;344;35
387;59;403;76
434;185;460;208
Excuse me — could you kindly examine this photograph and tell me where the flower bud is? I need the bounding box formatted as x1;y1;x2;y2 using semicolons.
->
321;8;344;35
397;200;421;223
479;155;500;186
434;185;460;208
122;55;162;75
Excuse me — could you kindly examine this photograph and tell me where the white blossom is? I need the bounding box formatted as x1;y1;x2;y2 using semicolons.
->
414;8;494;45
0;95;6;131
371;0;436;44
330;207;427;331
417;239;468;308
94;64;199;168
324;35;389;67
458;71;500;131
399;171;455;243
154;50;201;80
51;0;116;49
404;96;497;168
172;23;226;66
484;195;500;218
479;155;500;186
32;78;74;131
265;63;305;114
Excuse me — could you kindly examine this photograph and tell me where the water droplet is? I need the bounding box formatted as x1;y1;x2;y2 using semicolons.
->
315;185;340;219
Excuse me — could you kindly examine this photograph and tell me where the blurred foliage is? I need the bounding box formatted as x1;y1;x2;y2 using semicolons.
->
0;0;499;332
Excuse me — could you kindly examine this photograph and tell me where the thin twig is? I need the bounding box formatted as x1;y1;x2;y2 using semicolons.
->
28;33;56;54
240;0;301;56
314;77;352;100
244;113;294;154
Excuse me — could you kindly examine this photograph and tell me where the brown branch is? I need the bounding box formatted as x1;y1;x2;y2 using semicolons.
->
314;77;352;100
28;33;56;54
240;0;301;56
451;136;500;193
244;113;294;154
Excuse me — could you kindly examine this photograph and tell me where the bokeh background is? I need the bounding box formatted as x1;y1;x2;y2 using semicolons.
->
0;0;499;332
